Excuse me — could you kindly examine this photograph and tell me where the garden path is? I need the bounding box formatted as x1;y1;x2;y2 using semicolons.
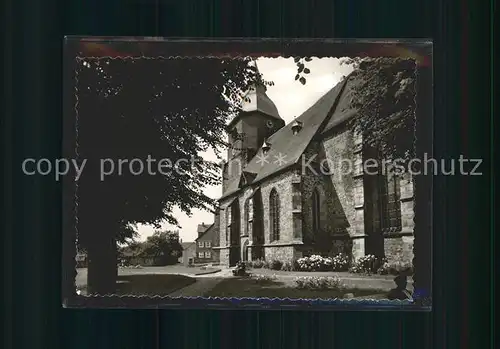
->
167;277;225;297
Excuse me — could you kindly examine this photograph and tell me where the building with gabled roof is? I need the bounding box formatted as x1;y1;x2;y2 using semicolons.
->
215;70;415;267
180;241;196;266
193;209;221;264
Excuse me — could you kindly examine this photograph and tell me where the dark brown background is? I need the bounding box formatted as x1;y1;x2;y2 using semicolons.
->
2;0;494;348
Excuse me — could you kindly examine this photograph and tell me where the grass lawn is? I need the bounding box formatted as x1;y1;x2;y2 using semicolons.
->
114;274;196;296
204;277;386;299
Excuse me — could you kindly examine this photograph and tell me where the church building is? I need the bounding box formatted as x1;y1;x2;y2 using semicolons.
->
214;70;415;268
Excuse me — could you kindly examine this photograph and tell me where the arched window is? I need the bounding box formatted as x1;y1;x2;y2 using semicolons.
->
244;198;250;236
388;175;402;229
312;188;321;232
225;208;231;245
378;172;402;231
269;189;280;241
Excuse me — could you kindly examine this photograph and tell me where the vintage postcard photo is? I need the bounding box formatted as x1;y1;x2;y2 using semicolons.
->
61;39;433;309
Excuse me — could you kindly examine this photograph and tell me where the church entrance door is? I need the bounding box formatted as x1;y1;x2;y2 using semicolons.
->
242;240;249;262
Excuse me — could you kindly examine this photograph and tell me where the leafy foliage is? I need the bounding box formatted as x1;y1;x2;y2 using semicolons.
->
296;254;350;272
349;254;387;274
293;56;312;85
250;274;278;284
76;57;263;248
294;276;347;291
232;261;250;276
269;259;283;270
295;57;416;160
376;258;414;275
140;230;183;265
116;223;139;245
249;258;265;268
119;230;183;266
280;261;296;271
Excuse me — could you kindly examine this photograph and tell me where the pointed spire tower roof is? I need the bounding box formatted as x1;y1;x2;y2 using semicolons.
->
227;60;283;129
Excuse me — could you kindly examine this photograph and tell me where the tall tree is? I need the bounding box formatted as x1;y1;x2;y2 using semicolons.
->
294;56;416;160
76;57;266;294
140;230;183;266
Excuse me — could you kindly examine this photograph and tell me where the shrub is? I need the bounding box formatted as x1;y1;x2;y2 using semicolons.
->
296;254;323;271
281;261;295;271
377;260;413;275
118;264;143;269
349;255;387;274
251;274;278;284
269;260;283;270
242;261;252;269
331;253;350;271
295;254;350;272
294;276;347;291
250;259;264;268
232;261;250;277
376;262;390;275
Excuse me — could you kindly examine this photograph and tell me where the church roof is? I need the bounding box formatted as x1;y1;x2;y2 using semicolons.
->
220;72;360;200
321;73;362;134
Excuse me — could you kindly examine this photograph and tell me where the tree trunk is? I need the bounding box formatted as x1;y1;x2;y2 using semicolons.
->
87;233;118;295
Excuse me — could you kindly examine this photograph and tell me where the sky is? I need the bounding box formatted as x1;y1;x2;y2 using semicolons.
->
136;57;354;243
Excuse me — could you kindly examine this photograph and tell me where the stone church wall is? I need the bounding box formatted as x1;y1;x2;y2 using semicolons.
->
260;171;295;244
217;171;303;265
384;235;414;264
386;171;415;265
216;122;415;266
319;126;364;258
258;170;305;262
321;127;358;228
263;245;298;262
216;196;235;266
218;197;231;249
219;248;229;267
301;141;352;255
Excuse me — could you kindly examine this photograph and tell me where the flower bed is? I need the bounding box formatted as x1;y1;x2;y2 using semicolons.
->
246;253;413;276
250;274;278;284
248;259;287;270
296;254;350;272
247;254;350;272
349;255;386;274
294;276;347;291
376;260;413;275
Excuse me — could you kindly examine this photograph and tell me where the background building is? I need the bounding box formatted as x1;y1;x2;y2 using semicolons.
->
194;210;221;264
180;242;196;266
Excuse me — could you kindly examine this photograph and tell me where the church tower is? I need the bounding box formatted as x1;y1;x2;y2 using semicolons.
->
222;67;284;193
